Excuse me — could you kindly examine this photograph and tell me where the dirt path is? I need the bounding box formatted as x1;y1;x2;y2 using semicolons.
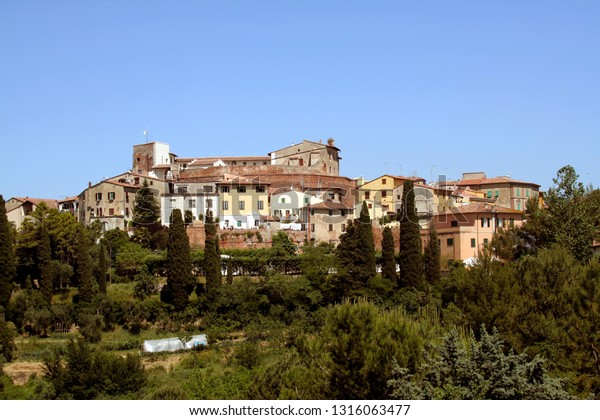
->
3;362;45;386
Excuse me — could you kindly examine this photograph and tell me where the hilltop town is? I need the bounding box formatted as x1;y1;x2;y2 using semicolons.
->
5;138;541;261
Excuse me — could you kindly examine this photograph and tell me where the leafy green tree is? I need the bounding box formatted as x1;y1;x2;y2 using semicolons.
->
398;180;423;288
0;195;16;310
73;225;97;304
162;209;194;311
132;179;160;227
381;226;398;282
423;227;441;284
204;211;222;295
271;230;297;257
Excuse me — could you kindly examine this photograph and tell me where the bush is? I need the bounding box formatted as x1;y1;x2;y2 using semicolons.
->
44;339;146;399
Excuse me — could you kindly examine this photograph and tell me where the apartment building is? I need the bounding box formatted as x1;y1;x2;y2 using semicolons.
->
357;174;426;220
424;202;525;261
217;177;270;229
5;197;59;228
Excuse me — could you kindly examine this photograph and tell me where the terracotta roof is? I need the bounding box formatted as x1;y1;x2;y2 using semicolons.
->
58;196;78;203
187;156;270;166
452;176;540;188
303;201;353;211
12;197;59;208
435;202;523;216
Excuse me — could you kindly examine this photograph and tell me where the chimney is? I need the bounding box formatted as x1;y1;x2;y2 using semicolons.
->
327;138;335;146
88;181;92;188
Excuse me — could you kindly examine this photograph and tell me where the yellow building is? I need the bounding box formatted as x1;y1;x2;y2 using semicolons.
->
357;175;426;220
217;177;270;229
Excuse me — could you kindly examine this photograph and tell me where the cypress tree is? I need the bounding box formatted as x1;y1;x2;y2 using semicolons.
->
163;209;193;311
97;243;108;295
204;211;222;294
398;180;423;288
74;225;97;304
0;195;16;310
381;226;397;282
358;201;376;279
38;223;53;304
133;179;160;227
423;227;441;284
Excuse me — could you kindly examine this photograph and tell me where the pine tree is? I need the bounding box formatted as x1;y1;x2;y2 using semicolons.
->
398;181;423;288
97;243;108;295
74;225;97;304
0;195;16;310
423;227;441;284
162;209;193;311
204;211;222;294
381;226;397;282
38;223;53;304
133;179;160;227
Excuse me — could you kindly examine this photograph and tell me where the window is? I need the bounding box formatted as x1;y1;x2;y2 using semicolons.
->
222;201;229;211
237;220;242;228
516;188;521;197
304;197;309;204
203;186;213;193
311;224;315;232
328;210;333;216
495;190;499;198
237;186;246;193
382;190;387;198
206;199;213;209
510;218;515;228
451;220;458;227
239;201;245;210
95;193;102;201
126;192;129;203
341;223;346;232
481;218;491;228
280;197;286;204
368;203;373;209
517;201;521;211
310;209;315;216
483;238;489;246
169;198;177;204
178;186;188;194
257;200;264;210
329;224;333;231
109;208;114;216
256;186;265;193
189;199;196;208
108;192;115;201
125;208;130;217
487;190;492;198
447;238;454;246
471;238;476;248
526;189;530;197
382;178;387;185
341;210;346;217
221;186;229;193
365;191;370;200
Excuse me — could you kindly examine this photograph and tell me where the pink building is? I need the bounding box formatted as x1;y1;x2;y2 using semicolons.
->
422;202;525;261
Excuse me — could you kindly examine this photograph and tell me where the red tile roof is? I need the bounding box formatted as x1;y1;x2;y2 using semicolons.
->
452;176;540;188
435;202;523;216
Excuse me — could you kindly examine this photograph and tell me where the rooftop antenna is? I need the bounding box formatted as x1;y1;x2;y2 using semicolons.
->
144;128;149;143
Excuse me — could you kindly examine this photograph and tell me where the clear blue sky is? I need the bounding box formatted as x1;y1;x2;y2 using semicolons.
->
1;0;599;199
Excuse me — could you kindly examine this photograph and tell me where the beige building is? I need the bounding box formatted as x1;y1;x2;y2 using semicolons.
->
305;201;353;245
269;139;341;176
441;172;540;212
5;197;59;228
160;178;220;226
423;202;525;261
78;173;165;231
